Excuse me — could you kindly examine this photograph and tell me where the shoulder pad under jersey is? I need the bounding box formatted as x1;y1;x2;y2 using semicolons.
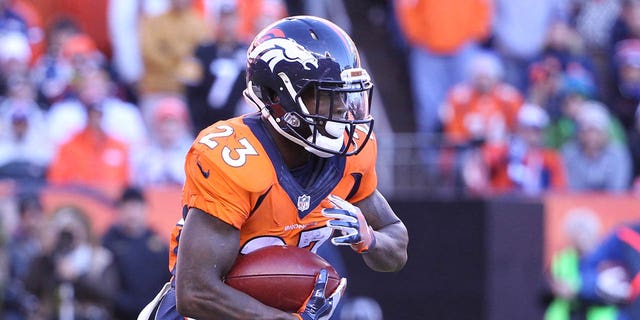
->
190;117;274;193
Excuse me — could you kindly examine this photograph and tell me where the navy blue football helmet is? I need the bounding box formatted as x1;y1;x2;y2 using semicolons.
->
243;16;374;157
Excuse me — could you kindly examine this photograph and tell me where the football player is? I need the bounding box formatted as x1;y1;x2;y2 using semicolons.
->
139;15;409;320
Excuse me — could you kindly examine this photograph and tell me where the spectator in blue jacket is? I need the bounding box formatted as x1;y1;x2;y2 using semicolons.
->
102;187;170;319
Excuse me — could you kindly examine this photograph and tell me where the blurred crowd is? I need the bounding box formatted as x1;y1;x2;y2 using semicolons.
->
0;0;639;318
0;0;286;318
1;186;171;320
0;0;287;194
393;1;640;318
0;0;378;319
1;0;638;200
395;0;640;196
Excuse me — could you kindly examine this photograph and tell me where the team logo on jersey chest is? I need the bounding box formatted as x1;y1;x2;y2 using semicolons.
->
297;194;311;211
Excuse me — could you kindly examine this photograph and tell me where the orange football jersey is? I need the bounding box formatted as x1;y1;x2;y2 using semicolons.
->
168;113;377;273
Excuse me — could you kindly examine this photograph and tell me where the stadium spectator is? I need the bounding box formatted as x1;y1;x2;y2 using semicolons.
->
526;20;597;119
185;2;248;134
9;0;45;62
47;90;131;193
282;0;351;33
59;33;106;77
24;206;118;320
561;100;632;192
108;0;201;102
102;187;170;320
491;0;569;91
0;73;52;179
395;0;492;137
25;0;111;57
573;0;621;101
0;111;48;184
2;193;44;320
30;17;81;107
574;0;621;53
462;103;566;195
629;105;640;185
236;0;287;44
607;0;640;132
609;0;640;56
132;97;192;187
108;0;164;95
47;68;147;149
544;209;618;320
0;0;28;36
0;31;31;96
609;39;640;133
31;31;107;108
440;51;523;145
543;71;626;149
138;0;209;125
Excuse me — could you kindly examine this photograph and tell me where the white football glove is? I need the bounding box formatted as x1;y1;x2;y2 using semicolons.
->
322;195;376;253
295;269;347;320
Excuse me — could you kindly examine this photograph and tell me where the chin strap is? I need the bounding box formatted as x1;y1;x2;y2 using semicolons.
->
305;121;347;158
305;133;343;158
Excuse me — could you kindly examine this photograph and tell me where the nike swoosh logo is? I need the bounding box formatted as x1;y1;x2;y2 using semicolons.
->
196;161;210;178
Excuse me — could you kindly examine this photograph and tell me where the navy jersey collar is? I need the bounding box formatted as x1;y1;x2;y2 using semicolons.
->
243;115;346;217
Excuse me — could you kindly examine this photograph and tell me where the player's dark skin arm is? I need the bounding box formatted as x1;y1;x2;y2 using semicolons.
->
355;189;409;272
175;208;299;320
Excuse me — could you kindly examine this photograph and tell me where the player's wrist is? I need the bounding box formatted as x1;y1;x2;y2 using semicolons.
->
351;225;376;253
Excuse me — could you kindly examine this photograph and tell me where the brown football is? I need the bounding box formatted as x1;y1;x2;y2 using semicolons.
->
224;245;341;312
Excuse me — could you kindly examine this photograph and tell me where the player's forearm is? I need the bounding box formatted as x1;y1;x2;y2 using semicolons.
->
362;221;409;272
176;281;296;320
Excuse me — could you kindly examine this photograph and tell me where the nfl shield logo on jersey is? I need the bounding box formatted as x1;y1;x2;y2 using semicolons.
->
297;194;311;211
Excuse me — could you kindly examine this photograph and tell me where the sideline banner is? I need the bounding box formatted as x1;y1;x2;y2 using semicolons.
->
544;193;640;266
39;185;182;237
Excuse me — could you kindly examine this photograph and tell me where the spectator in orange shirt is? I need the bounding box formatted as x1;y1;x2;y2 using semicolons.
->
440;51;524;145
463;103;567;195
395;0;492;136
236;0;287;44
47;91;130;193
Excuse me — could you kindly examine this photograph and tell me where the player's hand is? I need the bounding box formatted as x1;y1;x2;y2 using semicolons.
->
322;194;376;253
295;269;347;320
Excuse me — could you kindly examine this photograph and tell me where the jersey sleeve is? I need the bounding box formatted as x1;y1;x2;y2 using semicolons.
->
182;147;252;229
181;120;275;229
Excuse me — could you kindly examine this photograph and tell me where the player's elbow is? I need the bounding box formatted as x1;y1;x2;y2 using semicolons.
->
175;285;199;317
391;250;408;272
368;222;409;272
176;280;229;319
175;282;223;318
368;249;408;272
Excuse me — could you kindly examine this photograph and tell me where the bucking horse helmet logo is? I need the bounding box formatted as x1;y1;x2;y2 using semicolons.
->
249;38;319;72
